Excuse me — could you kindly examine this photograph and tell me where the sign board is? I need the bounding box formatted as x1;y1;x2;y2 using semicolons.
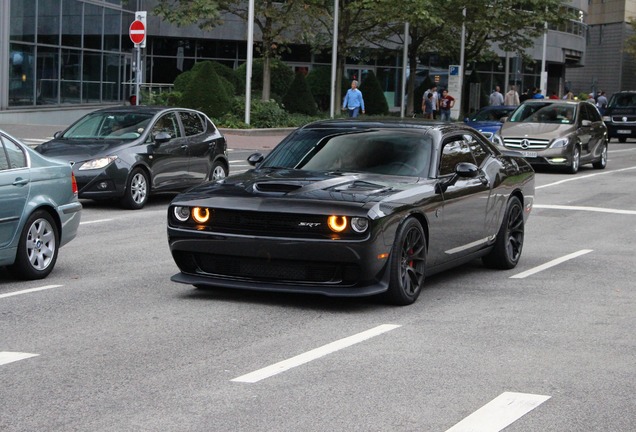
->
129;20;146;46
447;65;462;121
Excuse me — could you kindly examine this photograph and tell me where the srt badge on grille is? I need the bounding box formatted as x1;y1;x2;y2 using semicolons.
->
298;222;321;227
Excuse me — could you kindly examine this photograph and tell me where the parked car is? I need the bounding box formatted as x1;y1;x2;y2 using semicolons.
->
35;106;229;209
493;100;608;174
167;119;535;306
464;105;516;140
602;90;636;143
0;130;82;279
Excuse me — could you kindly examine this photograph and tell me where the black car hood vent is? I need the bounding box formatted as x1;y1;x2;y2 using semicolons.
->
332;180;391;194
253;182;303;194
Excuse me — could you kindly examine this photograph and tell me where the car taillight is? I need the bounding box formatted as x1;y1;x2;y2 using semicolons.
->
71;172;78;195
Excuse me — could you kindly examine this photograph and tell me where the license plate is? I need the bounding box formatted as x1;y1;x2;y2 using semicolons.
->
617;129;631;134
519;151;537;158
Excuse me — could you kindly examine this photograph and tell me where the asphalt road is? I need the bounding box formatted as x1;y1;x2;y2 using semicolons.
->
1;136;635;431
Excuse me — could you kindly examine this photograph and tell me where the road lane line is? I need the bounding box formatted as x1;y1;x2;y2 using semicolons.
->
0;285;63;299
537;166;636;189
0;352;39;366
534;204;636;215
80;218;113;225
231;324;401;383
511;249;593;279
445;392;551;432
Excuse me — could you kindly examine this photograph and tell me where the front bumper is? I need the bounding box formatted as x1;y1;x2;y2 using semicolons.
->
168;227;393;297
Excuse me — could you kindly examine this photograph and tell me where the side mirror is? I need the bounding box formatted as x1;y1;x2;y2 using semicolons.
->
153;131;172;144
455;162;479;178
54;131;63;139
581;119;592;127
500;117;508;123
247;152;264;167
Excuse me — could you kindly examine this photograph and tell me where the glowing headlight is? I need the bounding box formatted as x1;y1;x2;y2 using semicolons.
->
351;217;369;233
173;206;190;222
550;137;569;148
78;155;118;170
192;207;210;223
327;215;347;232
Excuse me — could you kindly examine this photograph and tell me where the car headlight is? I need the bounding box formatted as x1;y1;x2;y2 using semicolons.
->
79;155;118;170
492;134;503;146
173;206;191;222
602;116;611;122
327;216;369;233
550;137;569;148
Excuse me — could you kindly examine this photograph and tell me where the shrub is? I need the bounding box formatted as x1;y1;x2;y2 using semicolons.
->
359;71;388;115
306;67;332;111
283;72;317;116
236;58;295;101
180;61;233;119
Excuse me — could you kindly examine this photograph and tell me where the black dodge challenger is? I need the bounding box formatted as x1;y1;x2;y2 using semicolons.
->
167;119;535;305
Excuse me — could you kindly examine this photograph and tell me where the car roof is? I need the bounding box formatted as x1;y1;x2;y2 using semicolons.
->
300;118;477;134
90;106;197;115
522;100;580;106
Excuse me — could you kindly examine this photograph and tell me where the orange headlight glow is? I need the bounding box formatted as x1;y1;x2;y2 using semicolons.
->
192;207;210;223
327;215;347;232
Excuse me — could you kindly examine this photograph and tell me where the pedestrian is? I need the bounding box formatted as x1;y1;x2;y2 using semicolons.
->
519;88;531;103
563;90;574;100
504;85;520;106
596;91;608;115
423;85;440;119
439;89;455;121
489;85;504;106
549;90;559;100
342;80;365;118
532;87;545;99
423;92;434;119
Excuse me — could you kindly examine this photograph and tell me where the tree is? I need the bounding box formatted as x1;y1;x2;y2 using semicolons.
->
180;61;233;119
359;71;388;115
626;19;636;59
154;0;310;101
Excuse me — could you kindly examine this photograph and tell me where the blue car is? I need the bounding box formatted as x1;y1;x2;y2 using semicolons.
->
0;130;82;280
464;105;516;140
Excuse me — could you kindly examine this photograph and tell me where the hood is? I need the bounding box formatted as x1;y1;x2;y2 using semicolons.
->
500;121;574;140
173;168;436;210
34;138;132;162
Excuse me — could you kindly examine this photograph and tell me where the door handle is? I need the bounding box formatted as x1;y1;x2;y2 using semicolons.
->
13;178;29;186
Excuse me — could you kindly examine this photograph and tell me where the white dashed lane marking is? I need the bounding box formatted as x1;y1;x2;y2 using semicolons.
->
511;249;593;279
232;324;401;383
0;352;39;366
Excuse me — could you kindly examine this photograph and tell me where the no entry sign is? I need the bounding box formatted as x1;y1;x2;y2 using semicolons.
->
129;19;146;45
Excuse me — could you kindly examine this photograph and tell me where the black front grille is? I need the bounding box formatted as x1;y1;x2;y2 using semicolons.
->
184;252;360;285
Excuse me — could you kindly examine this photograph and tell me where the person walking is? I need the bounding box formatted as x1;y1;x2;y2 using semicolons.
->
439;89;455;121
342;80;365;117
489;86;504;106
504;85;520;106
596;91;608;115
423;92;434;119
423;85;439;119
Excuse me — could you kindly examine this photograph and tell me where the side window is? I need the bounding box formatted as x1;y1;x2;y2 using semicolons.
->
439;138;475;176
2;136;27;169
580;104;592;122
586;104;602;122
180;111;205;136
152;113;182;138
463;133;490;167
0;137;9;170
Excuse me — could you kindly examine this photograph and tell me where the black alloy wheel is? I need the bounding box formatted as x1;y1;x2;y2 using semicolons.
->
386;218;427;306
483;196;524;269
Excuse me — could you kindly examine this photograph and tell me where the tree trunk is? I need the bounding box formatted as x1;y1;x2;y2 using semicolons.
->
262;55;271;101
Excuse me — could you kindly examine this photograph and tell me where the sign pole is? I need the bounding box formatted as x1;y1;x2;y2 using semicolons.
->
129;11;147;106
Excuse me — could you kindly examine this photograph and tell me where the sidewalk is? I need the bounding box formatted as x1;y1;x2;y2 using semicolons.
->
0;123;292;151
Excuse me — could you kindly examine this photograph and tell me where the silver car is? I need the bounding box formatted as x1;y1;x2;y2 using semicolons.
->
0;130;82;279
493;100;608;174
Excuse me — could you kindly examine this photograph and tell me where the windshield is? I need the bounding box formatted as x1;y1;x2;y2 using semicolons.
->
471;107;514;122
508;103;576;125
260;128;433;177
607;93;636;108
63;112;154;140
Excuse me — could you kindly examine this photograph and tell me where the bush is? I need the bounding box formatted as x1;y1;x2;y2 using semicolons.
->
359;71;388;115
306;67;332;112
180;61;233;118
236;58;295;101
283;72;317;115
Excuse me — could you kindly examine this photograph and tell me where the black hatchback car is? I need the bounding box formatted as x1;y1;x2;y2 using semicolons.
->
35;106;229;209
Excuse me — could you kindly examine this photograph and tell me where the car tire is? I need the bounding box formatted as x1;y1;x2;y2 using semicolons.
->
208;160;228;181
566;145;580;174
9;210;59;280
483;196;524;270
618;137;627;143
592;141;608;169
385;218;427;306
121;167;149;209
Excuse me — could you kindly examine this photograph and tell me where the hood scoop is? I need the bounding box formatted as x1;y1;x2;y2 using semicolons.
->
253;182;303;194
332;180;391;194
